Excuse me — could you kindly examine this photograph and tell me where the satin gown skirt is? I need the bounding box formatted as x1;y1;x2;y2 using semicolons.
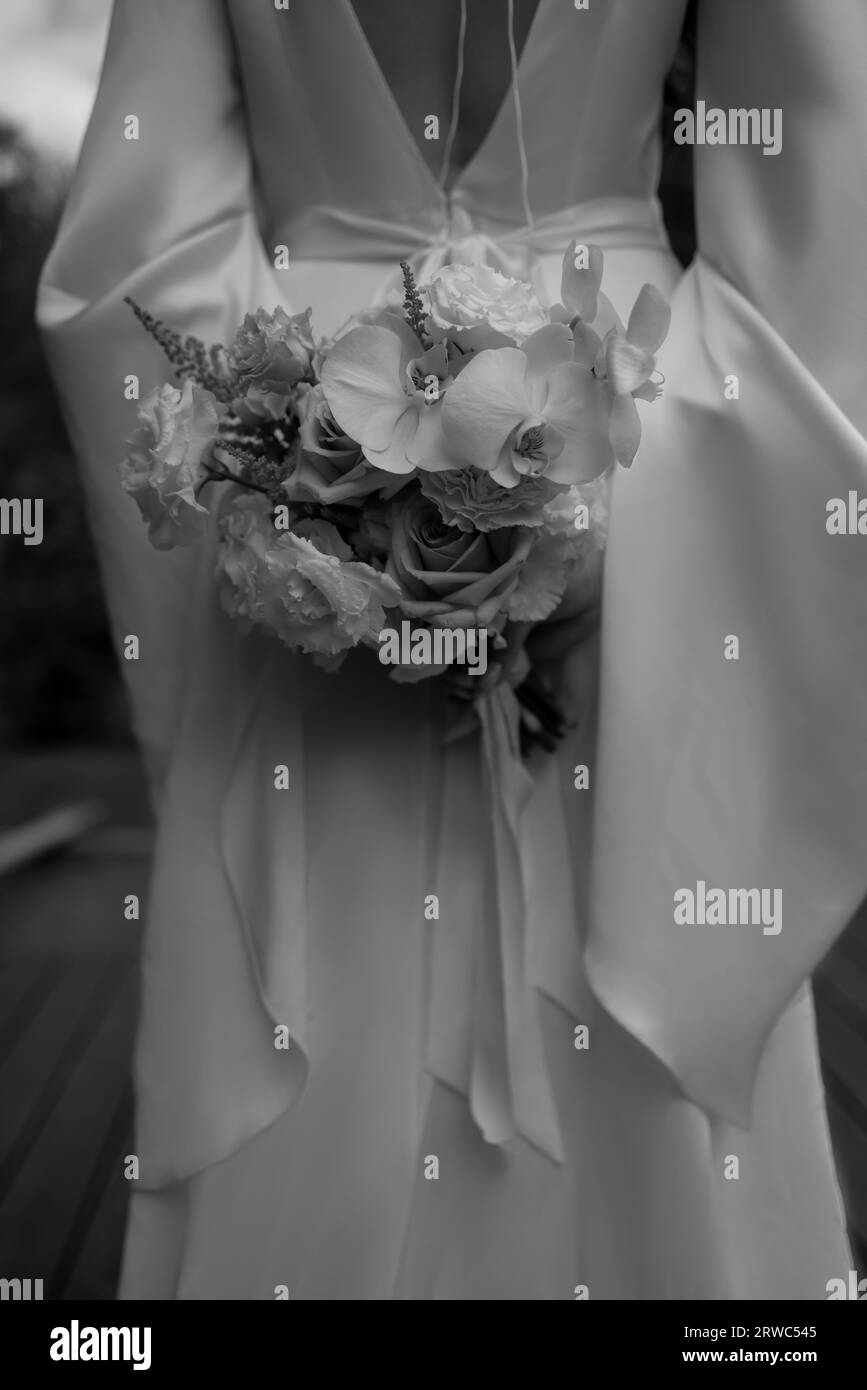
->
118;247;851;1300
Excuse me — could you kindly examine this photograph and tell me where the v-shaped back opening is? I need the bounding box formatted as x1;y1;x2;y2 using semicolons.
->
345;0;545;198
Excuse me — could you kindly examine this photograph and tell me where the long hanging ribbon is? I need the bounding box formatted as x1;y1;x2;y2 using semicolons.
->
471;683;566;1161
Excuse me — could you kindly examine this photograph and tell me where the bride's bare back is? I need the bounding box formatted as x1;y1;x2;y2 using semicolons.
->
351;0;540;187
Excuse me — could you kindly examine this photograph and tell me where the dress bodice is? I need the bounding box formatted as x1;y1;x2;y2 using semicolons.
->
225;0;689;259
350;0;543;190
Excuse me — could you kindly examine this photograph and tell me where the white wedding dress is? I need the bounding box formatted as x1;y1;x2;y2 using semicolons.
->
37;0;867;1299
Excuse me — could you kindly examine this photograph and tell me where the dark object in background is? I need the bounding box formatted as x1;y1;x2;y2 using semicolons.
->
660;0;697;268
0;123;128;745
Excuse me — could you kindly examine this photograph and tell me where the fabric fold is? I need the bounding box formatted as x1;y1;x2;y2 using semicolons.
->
355;195;668;301
218;636;309;1066
475;686;566;1161
131;578;308;1186
588;253;867;1128
426;682;594;1164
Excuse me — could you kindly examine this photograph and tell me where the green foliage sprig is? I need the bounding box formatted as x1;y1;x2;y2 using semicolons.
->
399;261;432;347
124;297;237;403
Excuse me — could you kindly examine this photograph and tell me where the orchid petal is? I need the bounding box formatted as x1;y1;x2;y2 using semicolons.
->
605;333;655;396
440;347;529;472
407;341;449;384
361;404;420;474
521;324;573;382
591;290;625;339
490;452;523;488
571;321;604;369
560;240;603;321
626;284;671;354
406;402;453;470
633;378;661;403
441;324;518;353
609;391;642;468
542;363;615;484
321;326;409;450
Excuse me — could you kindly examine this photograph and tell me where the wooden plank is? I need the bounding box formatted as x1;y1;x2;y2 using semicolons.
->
0;855;146;964
814;982;867;1116
0;964;137;1295
0;958;66;1060
0;803;107;876
815;967;867;1048
54;1087;134;1301
837;928;867;980
821;1070;867;1252
0;959;126;1201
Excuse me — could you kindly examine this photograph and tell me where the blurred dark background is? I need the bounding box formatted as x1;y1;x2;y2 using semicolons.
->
0;0;864;1300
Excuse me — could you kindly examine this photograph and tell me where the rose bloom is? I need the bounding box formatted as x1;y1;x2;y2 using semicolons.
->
119;378;221;548
231;305;315;418
425;262;548;346
217;493;400;666
285;383;406;506
419;466;566;533
387;490;533;629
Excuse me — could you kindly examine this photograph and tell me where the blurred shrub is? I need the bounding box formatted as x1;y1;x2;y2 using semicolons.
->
0;122;128;744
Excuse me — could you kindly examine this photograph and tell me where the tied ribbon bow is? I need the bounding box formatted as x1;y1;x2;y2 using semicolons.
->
408;202;537;284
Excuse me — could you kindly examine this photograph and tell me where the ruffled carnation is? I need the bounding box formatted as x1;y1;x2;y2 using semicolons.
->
506;474;611;621
419;466;567;533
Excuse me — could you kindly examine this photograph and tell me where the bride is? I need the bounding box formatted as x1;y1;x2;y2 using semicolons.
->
37;0;865;1299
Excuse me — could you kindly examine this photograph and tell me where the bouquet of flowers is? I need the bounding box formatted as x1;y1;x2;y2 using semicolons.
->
120;243;669;751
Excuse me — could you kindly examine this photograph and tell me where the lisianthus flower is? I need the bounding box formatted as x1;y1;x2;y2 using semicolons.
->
217;492;401;667
231;306;315;418
594;284;670;466
119;379;222;548
439;324;613;488
320;317;454;475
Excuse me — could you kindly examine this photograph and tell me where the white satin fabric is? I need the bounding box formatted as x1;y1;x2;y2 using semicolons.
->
37;0;859;1298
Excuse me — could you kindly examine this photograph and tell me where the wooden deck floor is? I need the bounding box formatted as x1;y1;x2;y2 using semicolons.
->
0;746;864;1298
0;748;148;1300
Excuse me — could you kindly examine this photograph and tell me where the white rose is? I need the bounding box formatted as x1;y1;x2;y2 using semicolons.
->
425;262;548;346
